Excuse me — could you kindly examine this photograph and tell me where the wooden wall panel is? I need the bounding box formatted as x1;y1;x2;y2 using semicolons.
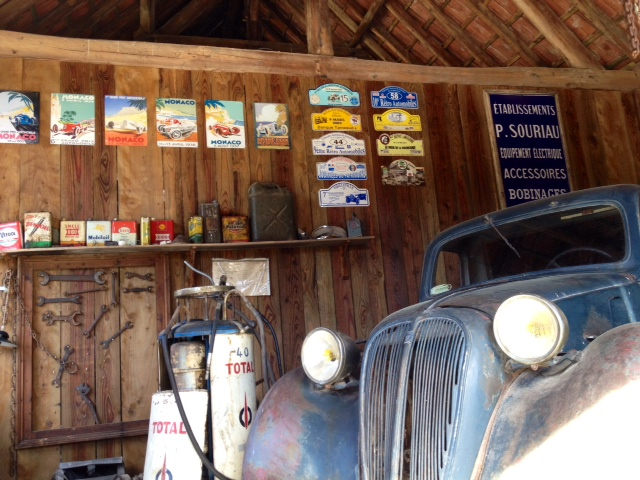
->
0;54;635;478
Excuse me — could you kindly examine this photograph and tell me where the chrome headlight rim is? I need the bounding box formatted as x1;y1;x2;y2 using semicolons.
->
301;327;358;387
493;294;569;367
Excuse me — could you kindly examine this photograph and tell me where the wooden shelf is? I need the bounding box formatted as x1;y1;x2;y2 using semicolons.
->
2;236;374;257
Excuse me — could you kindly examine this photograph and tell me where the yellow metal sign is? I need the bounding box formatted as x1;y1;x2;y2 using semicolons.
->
373;109;422;131
312;108;362;132
376;133;424;156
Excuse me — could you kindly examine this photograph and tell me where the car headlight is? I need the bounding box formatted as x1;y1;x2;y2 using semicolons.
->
301;327;359;386
493;294;569;367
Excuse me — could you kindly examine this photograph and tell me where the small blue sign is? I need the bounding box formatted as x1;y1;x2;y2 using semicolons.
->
371;86;418;109
317;157;367;180
319;182;370;207
487;92;571;207
309;84;360;107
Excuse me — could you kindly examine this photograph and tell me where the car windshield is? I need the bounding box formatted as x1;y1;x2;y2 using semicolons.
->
431;204;626;294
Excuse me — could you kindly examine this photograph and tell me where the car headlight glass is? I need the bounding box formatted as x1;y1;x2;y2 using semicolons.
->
301;327;358;386
493;294;569;367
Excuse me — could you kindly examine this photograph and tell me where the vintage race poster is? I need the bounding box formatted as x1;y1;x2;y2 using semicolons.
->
255;103;290;149
0;91;40;144
205;100;246;149
156;98;198;148
104;95;148;147
50;93;95;146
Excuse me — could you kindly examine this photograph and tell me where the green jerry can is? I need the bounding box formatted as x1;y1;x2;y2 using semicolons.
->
249;182;297;241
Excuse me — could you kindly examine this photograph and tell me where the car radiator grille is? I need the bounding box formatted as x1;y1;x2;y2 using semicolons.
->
360;317;467;480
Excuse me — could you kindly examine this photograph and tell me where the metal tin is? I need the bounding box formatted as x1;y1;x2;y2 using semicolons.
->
24;212;53;248
188;216;203;243
151;220;174;245
86;220;112;246
60;220;86;246
222;216;249;243
0;222;23;251
141;217;151;245
199;200;222;243
112;220;138;246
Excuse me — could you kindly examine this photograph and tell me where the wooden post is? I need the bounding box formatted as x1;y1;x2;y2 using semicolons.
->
306;0;334;56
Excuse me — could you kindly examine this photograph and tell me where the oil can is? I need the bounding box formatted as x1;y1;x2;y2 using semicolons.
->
87;220;112;246
24;212;53;248
151;220;174;244
222;216;249;243
112;220;138;246
0;222;23;251
60;220;86;246
188;216;203;243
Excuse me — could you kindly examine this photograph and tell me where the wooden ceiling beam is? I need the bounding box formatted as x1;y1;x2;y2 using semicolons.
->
385;2;460;66
2;31;639;91
466;0;543;66
415;0;494;66
328;0;395;62
155;0;225;35
575;0;634;58
306;0;334;55
511;0;602;69
348;0;387;48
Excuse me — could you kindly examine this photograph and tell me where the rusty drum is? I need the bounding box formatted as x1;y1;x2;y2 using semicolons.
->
170;341;206;391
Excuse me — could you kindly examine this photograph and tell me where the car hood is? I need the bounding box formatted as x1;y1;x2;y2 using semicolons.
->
382;271;638;327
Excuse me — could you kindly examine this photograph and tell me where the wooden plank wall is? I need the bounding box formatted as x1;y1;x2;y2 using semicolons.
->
0;55;638;478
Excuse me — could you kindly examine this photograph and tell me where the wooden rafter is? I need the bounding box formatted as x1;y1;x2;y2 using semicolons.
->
466;0;543;66
137;0;156;35
576;0;634;58
385;2;460;66
348;0;387;48
155;0;224;35
511;0;603;69
415;0;494;66
261;0;305;45
328;0;395;62
247;0;260;40
306;0;334;55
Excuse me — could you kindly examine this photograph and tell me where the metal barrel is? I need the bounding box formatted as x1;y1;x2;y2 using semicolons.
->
170;341;206;391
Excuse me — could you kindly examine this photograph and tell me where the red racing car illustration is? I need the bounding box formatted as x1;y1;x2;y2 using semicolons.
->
209;123;241;137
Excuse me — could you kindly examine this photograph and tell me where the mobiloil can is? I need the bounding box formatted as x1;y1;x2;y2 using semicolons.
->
249;183;296;241
87;220;112;246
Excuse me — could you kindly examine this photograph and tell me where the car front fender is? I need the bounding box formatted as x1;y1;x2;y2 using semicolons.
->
243;367;359;480
474;322;640;479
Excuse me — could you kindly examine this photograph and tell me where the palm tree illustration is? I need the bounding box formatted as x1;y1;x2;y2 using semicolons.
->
128;98;147;111
6;91;35;114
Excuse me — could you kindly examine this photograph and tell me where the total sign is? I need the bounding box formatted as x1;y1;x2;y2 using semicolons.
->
319;181;370;207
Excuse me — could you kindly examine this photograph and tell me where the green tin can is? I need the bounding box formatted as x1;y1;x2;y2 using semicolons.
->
188;216;204;243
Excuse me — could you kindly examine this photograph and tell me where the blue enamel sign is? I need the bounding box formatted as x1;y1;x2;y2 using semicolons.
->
371;86;418;109
487;92;571;207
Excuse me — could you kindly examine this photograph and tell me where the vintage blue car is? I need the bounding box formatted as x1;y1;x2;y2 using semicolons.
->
243;184;640;479
10;113;37;130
